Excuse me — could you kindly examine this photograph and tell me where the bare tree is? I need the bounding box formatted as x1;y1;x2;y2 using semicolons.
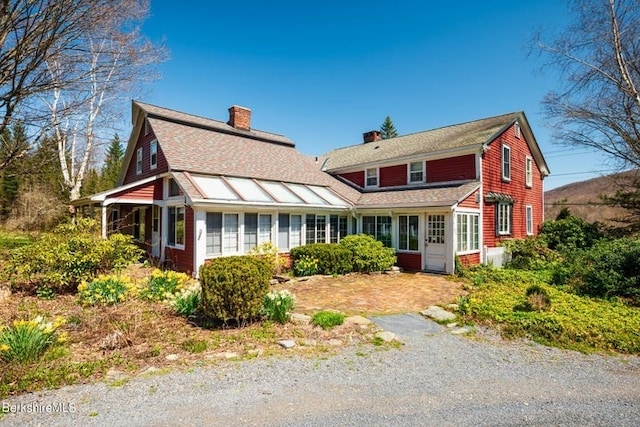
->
537;0;640;231
0;0;99;169
43;0;166;201
537;0;640;170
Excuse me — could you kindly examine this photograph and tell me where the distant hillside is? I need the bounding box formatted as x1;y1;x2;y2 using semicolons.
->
545;171;639;225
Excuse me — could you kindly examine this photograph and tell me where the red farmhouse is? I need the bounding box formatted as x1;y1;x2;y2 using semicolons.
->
77;102;549;275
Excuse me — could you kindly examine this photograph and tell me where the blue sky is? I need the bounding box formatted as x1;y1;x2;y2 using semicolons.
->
132;0;607;190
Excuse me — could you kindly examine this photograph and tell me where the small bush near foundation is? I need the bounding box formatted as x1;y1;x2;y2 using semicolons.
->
248;242;288;275
311;311;345;330
199;256;271;325
339;234;396;273
290;244;352;275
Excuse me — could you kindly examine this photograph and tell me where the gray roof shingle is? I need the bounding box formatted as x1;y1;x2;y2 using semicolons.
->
355;181;480;208
136;102;361;204
323;112;522;171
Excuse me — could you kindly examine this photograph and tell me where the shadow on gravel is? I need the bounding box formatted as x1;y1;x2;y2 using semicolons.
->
370;313;444;339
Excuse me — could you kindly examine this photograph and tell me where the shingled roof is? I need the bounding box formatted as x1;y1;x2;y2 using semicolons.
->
132;102;361;204
322;112;524;171
355;180;480;208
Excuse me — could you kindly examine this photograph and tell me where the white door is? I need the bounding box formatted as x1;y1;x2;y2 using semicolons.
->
151;205;161;258
425;214;446;272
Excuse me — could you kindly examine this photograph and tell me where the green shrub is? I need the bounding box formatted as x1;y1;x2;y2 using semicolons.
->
573;238;640;303
77;274;133;306
311;310;345;330
261;290;295;324
292;255;319;277
247;242;288;275
501;237;558;270
139;269;191;302
199;256;271;325
7;218;142;293
0;316;66;363
290;243;352;275
539;215;602;253
338;234;396;273
522;284;551;312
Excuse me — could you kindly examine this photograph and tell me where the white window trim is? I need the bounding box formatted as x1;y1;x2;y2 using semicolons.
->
456;211;480;255
365;167;379;188
136;147;143;175
526;205;534;236
167;205;185;250
150;140;158;170
408;161;425;184
502;144;511;182
397;214;420;252
525;156;533;188
497;202;512;236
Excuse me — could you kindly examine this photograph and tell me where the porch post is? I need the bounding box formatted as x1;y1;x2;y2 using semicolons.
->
101;204;108;238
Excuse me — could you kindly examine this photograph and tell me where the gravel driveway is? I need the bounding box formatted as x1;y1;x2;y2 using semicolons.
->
2;315;639;427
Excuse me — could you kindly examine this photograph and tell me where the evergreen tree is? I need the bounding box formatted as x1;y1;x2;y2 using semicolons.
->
0;124;27;219
101;134;124;189
380;116;398;139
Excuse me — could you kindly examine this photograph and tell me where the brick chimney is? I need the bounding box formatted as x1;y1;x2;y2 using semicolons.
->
363;130;381;143
227;105;251;131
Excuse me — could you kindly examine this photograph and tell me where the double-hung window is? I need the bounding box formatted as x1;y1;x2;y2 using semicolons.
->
502;144;511;181
497;202;512;235
525;156;533;188
206;212;222;255
223;214;239;253
168;206;185;247
150;140;158;169
362;216;392;247
365;168;378;187
136;148;143;175
277;214;303;250
409;161;424;184
456;213;479;253
398;215;419;251
526;205;533;236
305;214;327;244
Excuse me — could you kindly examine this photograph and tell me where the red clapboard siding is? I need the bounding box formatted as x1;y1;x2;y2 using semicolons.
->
123;126;169;185
338;171;365;188
427;154;476;183
458;253;480;266
164;207;195;274
396;252;422;271
110;181;155;200
153;180;163;200
482;122;544;247
380;164;407;187
458;190;479;208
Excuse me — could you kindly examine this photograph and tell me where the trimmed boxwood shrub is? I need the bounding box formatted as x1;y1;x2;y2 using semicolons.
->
290;243;352;275
199;256;271;326
339;234;396;273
